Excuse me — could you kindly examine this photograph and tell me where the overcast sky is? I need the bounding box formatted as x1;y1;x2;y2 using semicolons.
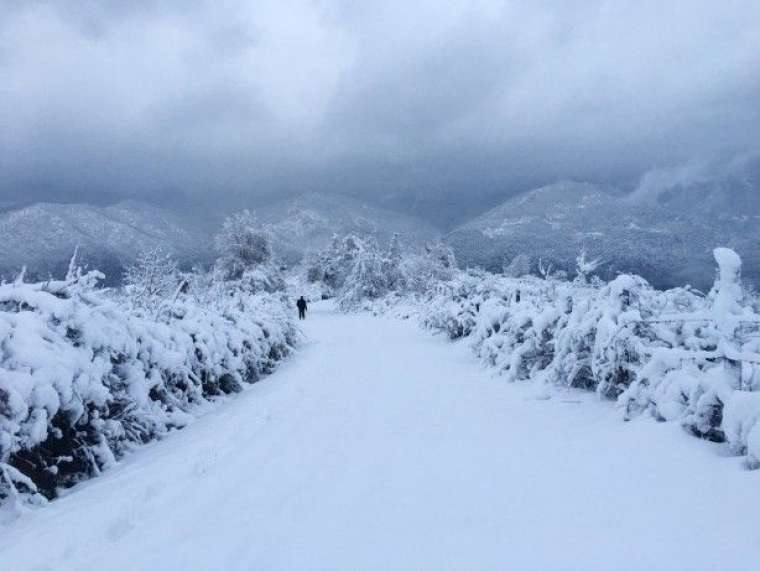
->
1;0;759;220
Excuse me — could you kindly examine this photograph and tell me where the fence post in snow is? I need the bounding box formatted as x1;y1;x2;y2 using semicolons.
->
711;248;745;388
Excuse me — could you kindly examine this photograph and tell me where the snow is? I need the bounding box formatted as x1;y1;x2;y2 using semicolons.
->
448;175;760;290
712;246;744;325
412;260;760;459
2;302;758;570
0;201;213;284
0;272;298;504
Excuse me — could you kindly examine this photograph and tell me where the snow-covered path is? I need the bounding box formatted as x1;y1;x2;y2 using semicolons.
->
2;303;759;570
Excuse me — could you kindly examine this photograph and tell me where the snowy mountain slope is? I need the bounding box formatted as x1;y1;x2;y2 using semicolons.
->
1;303;758;570
0;194;438;281
629;154;760;216
448;181;760;289
256;193;441;265
0;201;213;283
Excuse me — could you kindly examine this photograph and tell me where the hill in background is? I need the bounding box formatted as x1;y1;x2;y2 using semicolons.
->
447;160;760;290
257;193;440;265
0;193;440;283
0;200;214;284
3;155;760;290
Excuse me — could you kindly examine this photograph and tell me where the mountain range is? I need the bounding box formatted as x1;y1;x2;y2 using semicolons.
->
256;193;440;265
0;194;439;283
2;158;759;290
0;201;213;284
447;173;760;290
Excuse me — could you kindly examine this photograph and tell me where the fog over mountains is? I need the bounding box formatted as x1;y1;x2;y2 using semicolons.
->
2;1;760;289
449;154;760;289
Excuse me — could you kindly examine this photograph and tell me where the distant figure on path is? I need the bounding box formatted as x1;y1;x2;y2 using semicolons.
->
297;296;308;320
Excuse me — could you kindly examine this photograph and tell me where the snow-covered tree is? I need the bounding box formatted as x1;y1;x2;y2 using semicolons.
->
123;246;179;316
388;233;402;265
401;241;457;293
305;251;325;284
338;245;390;309
215;210;272;281
383;233;406;291
305;233;415;305
425;241;456;271
538;257;565;280
710;247;745;322
305;234;366;295
503;254;532;278
575;249;601;284
213;210;285;293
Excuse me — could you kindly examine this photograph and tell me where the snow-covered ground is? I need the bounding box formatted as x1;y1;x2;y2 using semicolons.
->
2;302;759;570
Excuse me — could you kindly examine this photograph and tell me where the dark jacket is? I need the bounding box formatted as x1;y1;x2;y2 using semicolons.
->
296;298;307;311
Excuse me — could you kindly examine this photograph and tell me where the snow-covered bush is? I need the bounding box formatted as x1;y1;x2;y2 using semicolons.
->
338;244;391;310
618;248;760;452
305;234;365;295
503;254;532;278
214;210;284;293
417;271;492;339
383;233;406;292
0;265;299;509
123;246;183;319
212;211;285;295
575;249;602;284
303;233;452;308
417;247;760;467
402;242;457;294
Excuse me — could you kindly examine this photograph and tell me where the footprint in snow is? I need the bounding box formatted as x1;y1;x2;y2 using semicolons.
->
105;516;135;542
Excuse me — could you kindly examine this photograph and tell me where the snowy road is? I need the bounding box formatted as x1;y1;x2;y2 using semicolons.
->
2;303;759;570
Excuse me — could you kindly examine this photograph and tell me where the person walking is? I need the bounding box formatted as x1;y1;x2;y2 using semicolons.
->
296;296;308;320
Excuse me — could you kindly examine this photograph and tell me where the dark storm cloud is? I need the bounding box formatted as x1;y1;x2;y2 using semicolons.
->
1;0;759;216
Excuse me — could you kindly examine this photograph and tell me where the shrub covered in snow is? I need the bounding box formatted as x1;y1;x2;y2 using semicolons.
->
214;210;284;293
305;234;365;296
122;246;183;319
303;237;760;467
339;245;392;310
502;254;532;278
0;266;299;508
305;234;457;308
417;248;760;468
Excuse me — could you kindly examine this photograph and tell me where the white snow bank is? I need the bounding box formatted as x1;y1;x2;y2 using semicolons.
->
3;304;758;570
